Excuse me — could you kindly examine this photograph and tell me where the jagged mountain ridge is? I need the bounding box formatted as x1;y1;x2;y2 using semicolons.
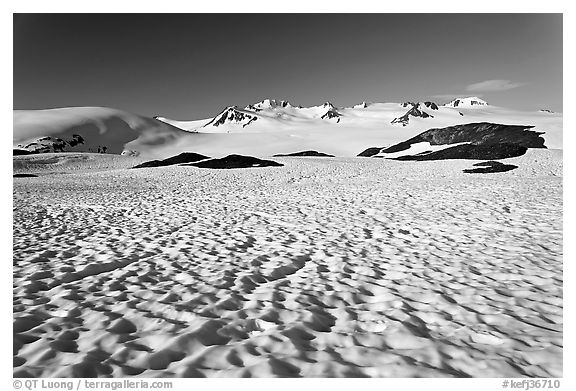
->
158;97;500;133
184;100;347;131
391;102;438;126
203;106;259;129
159;98;439;132
14;98;563;158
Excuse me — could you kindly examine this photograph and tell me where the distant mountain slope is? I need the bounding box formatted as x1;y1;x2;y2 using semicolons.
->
391;103;435;126
442;96;488;108
203;106;259;129
14;97;562;159
248;99;292;111
14;107;192;158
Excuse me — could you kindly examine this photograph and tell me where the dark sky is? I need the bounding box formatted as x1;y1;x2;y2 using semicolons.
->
13;13;563;119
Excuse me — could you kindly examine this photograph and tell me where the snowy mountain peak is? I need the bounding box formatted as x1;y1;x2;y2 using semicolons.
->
402;101;438;110
249;99;292;111
204;106;258;128
353;102;369;109
321;108;342;122
422;101;439;110
322;102;336;109
391;104;434;126
443;97;488;108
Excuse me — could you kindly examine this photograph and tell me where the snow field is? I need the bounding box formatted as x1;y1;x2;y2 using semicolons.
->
13;151;562;377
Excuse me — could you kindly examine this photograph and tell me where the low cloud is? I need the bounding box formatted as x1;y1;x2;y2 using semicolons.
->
466;80;525;92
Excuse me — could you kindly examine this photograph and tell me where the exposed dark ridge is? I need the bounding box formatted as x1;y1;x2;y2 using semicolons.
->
186;155;283;169
321;109;341;120
473;160;503;167
464;161;518;173
204;107;258;127
273;150;335;157
162;152;210;165
16;133;87;154
423;101;439;110
357;147;384;157
242;117;258;128
133;152;210;168
13;149;36;156
67;134;85;147
14;173;38;178
448;98;486;107
391;104;433;126
133;160;163;168
407;105;432;118
394;143;528;161
384;122;546;154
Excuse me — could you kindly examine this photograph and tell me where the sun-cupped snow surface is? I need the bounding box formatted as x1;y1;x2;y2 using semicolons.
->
13;149;562;377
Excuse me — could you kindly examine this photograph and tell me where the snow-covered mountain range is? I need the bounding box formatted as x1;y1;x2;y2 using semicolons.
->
13;97;563;159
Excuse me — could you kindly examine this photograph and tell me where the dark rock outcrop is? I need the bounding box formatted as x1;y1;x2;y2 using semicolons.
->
463;161;518;174
68;134;85;147
250;99;293;111
392;103;433;126
444;97;487;107
17;133;87;154
384;122;546;154
204;106;258;128
13;149;35;156
360;122;546;161
423;101;439;110
357;147;385;157
14;173;38;178
132;152;210;168
186;155;283;169
394;143;528;161
321;108;341;121
273;150;335;157
245;104;260;112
